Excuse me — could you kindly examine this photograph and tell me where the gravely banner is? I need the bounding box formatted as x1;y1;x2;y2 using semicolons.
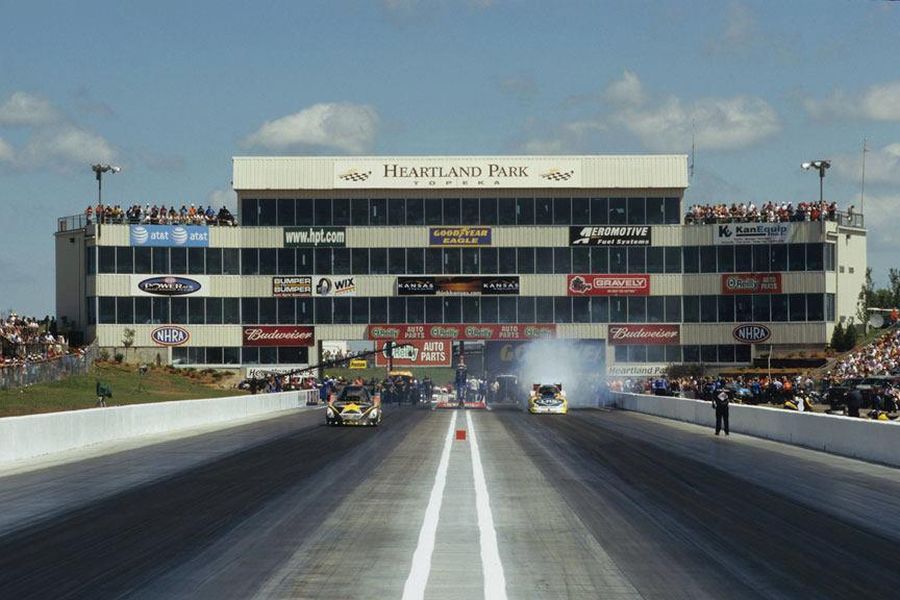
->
721;273;782;295
429;226;492;246
569;226;651;246
374;339;452;367
397;276;519;295
366;323;556;341
567;274;650;296
608;324;680;345
242;326;315;347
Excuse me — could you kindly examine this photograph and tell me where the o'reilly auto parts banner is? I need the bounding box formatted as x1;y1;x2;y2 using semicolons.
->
366;323;556;341
608;324;680;345
714;223;793;245
569;226;651;246
721;273;782;295
429;226;492;246
131;275;210;297
273;276;312;297
129;225;209;247
567;274;649;296
283;227;346;247
397;276;519;296
242;326;315;347
373;339;452;367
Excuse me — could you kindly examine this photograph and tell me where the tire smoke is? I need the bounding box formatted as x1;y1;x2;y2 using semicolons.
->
514;340;604;408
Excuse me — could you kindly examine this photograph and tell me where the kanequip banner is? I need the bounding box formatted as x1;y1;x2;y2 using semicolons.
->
429;227;492;246
373;339;452;367
397;276;519;295
569;226;651;246
714;223;793;245
366;323;556;341
607;324;680;345
567;274;649;296
242;326;315;347
129;225;209;247
721;273;782;294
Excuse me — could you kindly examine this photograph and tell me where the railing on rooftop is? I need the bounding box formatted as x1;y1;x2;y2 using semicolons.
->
57;213;88;233
837;212;864;228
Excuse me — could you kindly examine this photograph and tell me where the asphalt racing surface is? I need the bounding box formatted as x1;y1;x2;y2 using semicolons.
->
1;405;900;599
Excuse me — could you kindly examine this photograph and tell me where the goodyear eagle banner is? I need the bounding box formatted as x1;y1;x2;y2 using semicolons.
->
429;226;492;246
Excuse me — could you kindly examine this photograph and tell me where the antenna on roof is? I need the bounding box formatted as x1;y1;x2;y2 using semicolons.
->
860;137;868;215
689;119;696;180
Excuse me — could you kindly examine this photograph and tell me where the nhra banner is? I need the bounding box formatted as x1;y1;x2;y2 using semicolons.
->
608;324;680;345
567;274;649;296
366;323;556;341
242;326;315;347
714;223;793;245
373;339;452;367
429;226;492;246
569;226;651;246
129;225;209;247
273;276;312;297
397;276;519;296
721;273;782;295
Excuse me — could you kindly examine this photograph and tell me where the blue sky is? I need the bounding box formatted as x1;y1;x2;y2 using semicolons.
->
1;0;899;314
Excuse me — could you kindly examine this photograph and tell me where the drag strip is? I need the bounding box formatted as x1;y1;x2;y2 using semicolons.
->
498;409;900;599
0;406;426;600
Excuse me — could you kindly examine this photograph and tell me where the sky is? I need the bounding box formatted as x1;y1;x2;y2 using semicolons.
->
1;0;899;315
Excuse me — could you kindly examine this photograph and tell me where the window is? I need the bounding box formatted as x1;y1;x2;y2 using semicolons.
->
171;297;187;324
388;297;405;323
277;198;295;226
297;199;314;225
700;295;717;323
224;298;240;324
480;198;498;225
206;348;223;365
572;247;590;273
647;297;665;323
517;248;534;274
480;248;498;274
535;297;554;322
770;244;787;271
277;298;295;324
752;245;770;272
86;248;96;275
628;296;647;323
99;246;116;273
591;248;608;273
610;297;627;322
683;246;699;273
425;248;443;274
461;198;479;224
701;345;718;363
825;293;835;321
627;197;645;224
152;297;169;324
259;248;276;274
609;248;627;274
735;344;751;363
683;296;699;322
407;249;425;274
700;246;717;273
370;198;387;225
242;199;258;226
515;197;534;225
646;198;665;225
462;248;479;274
116;297;133;324
352;297;369;324
242;347;259;365
753;295;771;321
572;198;590;224
277;248;295;275
242;297;258;323
425;199;442;225
223;248;240;275
443;297;461;323
824;244;835;271
481;297;498;323
151;247;169;274
297;298;312;324
590;198;608;224
615;346;628;362
535;248;553;274
259;199;276;226
535;198;553;225
665;247;682;274
462;297;479;322
683;345;700;362
771;295;788;321
665;296;681;322
789;294;806;321
628;247;646;273
591;297;609;323
259;298;276;323
646;247;664;273
718;345;735;363
135;297;152;324
370;297;388;323
666;345;682;363
498;197;517;225
716;246;734;273
806;243;824;271
499;296;518;323
443;198;461;225
332;297;350;324
242;249;258;275
735;296;752;322
351;248;369;275
647;345;665;363
389;248;406;274
553;248;571;274
351;198;368;225
312;199;331;226
223;347;240;365
425;297;443;323
314;248;332;275
628;345;647;363
188;298;205;324
788;243;805;271
370;248;387;275
553;198;571;225
388;198;406;225
718;295;734;322
333;198;351;226
664;198;681;224
135;247;151;273
554;297;572;323
807;294;824;321
517;297;535;322
206;297;223;324
116;247;133;274
333;248;351;275
443;248;461;274
608;198;626;224
316;297;333;324
734;244;752;272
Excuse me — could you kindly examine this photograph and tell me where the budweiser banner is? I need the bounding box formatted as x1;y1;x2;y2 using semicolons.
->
608;324;680;345
397;276;519;296
569;226;651;246
721;273;782;295
429;226;492;246
374;339;452;367
242;326;315;347
567;274;649;296
273;276;312;297
366;323;556;341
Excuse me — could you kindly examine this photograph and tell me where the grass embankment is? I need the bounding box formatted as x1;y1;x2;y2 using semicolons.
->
0;363;244;418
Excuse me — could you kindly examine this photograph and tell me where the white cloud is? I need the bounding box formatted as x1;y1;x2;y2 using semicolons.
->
833;143;900;185
23;125;117;170
499;75;538;101
0;137;13;162
707;1;756;54
208;187;237;211
243;102;379;154
804;80;900;121
0;92;60;126
604;70;644;106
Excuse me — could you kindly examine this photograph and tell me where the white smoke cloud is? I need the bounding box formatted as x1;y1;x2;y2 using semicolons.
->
514;340;605;408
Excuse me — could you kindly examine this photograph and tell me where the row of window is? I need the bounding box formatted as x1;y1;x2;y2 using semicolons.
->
172;346;309;366
614;344;751;364
91;293;835;326
240;197;683;227
93;243;835;277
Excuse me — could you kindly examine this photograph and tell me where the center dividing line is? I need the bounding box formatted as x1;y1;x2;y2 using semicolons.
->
401;410;458;600
466;410;508;600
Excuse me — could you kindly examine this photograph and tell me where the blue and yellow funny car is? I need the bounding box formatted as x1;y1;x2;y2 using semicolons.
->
528;383;569;415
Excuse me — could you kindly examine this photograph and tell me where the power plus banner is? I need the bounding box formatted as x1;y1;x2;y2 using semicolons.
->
130;225;209;247
373;339;452;367
608;324;680;345
569;226;651;246
366;323;556;341
567;274;649;296
429;227;492;246
131;275;210;297
242;326;315;347
397;276;519;295
721;273;782;294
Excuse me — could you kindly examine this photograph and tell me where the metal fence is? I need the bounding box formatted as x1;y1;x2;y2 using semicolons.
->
57;213;88;233
0;344;97;391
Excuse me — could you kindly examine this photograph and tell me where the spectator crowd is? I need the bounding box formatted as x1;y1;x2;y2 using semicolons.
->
1;313;69;368
684;200;839;225
830;328;900;381
85;203;237;226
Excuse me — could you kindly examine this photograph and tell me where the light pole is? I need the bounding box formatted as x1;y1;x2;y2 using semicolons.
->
91;163;121;205
801;160;830;205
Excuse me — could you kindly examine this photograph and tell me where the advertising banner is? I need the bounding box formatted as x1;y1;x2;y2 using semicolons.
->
397;276;519;296
333;157;582;189
151;326;190;346
721;273;782;295
429;226;492;246
714;223;793;245
349;359;368;369
283;226;346;247
273;276;312;297
608;324;680;345
366;323;556;341
373;339;452;367
242;326;315;347
569;226;651;246
607;364;669;377
131;275;210;297
129;225;209;247
567;274;649;296
314;276;356;296
733;324;772;344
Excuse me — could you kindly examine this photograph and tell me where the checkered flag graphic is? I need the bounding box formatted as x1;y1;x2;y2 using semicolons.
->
540;169;575;181
339;170;372;182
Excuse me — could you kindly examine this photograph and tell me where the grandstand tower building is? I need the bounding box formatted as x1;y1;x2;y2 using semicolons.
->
55;155;868;377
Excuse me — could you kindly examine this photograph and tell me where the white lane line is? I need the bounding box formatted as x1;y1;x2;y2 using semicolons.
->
466;410;508;600
401;410;458;600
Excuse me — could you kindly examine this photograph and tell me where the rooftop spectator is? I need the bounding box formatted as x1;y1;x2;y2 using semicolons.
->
684;201;837;225
86;203;237;226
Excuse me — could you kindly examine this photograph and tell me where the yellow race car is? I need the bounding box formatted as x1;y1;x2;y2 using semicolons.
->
528;383;568;414
327;385;382;426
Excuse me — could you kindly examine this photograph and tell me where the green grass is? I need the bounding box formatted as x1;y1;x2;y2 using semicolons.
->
0;362;244;418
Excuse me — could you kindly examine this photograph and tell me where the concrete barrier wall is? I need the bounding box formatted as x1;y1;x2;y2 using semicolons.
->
613;392;900;468
0;390;318;464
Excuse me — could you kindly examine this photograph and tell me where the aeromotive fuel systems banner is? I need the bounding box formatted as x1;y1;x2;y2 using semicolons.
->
366;323;556;341
429;227;492;246
397;276;519;295
569;226;651;246
567;274;650;296
283;227;346;247
607;324;680;345
374;339;452;367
